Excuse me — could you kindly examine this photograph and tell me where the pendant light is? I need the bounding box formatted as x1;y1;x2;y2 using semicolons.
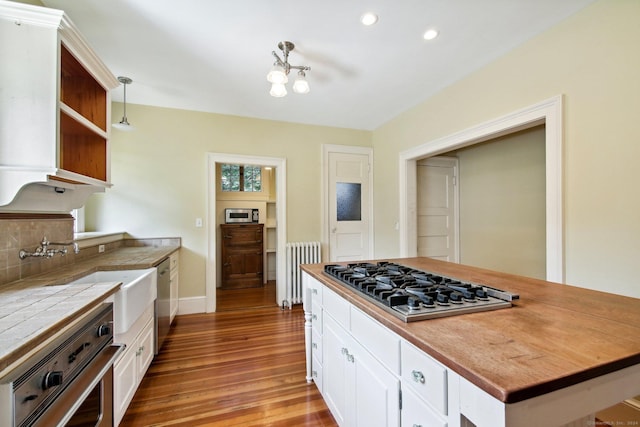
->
266;41;311;97
112;76;135;131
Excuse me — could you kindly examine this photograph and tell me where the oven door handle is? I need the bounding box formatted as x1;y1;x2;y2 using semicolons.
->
53;344;125;427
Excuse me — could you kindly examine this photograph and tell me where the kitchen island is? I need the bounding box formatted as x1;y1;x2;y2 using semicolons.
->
301;258;640;427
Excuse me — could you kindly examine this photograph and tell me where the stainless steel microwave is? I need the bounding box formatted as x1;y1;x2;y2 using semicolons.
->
225;208;259;223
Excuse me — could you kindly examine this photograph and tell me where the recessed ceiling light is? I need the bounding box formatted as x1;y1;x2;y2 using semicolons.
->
361;12;378;26
423;28;439;40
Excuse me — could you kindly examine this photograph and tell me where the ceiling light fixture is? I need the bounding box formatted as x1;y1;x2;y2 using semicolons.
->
267;41;311;97
112;76;135;131
361;12;378;26
423;28;439;40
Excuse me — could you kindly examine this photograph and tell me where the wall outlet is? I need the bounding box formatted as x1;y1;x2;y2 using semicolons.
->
98;244;105;253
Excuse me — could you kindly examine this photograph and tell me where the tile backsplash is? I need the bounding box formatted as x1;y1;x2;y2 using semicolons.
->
0;217;76;285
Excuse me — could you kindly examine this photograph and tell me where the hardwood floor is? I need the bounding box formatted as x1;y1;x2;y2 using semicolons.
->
216;280;278;312
120;288;336;426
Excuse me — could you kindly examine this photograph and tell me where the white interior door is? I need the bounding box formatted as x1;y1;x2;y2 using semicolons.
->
416;157;459;262
327;148;372;262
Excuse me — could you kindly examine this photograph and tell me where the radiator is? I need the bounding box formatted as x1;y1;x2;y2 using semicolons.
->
285;242;321;308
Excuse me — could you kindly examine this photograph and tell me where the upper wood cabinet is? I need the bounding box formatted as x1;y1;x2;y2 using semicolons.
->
0;1;119;212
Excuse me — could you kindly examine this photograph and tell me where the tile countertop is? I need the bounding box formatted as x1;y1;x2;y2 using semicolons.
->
0;244;179;374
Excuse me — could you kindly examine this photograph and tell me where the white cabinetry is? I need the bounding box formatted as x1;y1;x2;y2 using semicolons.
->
324;313;400;427
0;1;118;212
307;279;400;427
114;303;155;426
169;251;179;324
303;272;451;427
400;340;449;427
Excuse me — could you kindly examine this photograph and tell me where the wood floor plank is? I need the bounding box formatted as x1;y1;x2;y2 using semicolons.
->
120;305;336;426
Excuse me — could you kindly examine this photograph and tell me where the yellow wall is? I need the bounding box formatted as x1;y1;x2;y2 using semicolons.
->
456;126;546;279
373;0;640;297
89;0;640;299
85;105;371;298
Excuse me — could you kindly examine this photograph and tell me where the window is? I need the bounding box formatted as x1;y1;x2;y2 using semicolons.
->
221;164;262;192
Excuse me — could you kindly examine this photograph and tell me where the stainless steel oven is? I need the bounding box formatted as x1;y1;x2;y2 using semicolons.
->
0;303;123;427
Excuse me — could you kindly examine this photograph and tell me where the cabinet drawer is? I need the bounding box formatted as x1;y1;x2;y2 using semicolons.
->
350;306;400;375
312;355;323;393
323;286;350;329
401;340;448;415
311;299;323;333
401;386;447;427
309;280;323;304
312;326;322;363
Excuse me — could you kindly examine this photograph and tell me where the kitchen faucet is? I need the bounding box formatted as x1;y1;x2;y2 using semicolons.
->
19;237;80;260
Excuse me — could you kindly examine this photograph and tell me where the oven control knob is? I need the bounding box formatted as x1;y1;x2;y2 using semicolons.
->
42;371;63;390
97;324;111;337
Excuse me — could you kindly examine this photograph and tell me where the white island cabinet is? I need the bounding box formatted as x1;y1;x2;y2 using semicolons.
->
0;0;118;212
302;270;640;427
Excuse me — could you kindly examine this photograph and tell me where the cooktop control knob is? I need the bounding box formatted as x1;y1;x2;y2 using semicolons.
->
407;297;421;309
97;324;111;337
42;371;63;390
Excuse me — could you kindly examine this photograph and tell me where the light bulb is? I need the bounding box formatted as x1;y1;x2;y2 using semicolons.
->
267;64;288;84
292;71;310;94
270;83;287;97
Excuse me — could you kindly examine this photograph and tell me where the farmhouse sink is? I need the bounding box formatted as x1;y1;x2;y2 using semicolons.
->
68;268;157;335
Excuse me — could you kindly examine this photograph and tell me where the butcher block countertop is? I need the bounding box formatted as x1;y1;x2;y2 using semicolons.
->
301;257;640;404
0;243;179;373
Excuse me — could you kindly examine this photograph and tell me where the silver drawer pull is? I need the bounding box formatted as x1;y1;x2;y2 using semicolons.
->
312;289;318;294
412;370;425;384
312;370;318;377
312;314;317;320
413;424;423;427
341;347;348;355
347;354;354;363
312;342;318;349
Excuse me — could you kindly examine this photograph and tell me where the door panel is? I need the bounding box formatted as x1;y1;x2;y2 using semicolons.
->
417;157;459;262
329;151;371;262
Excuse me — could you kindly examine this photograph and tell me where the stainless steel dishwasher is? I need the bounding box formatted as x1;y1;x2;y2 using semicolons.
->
155;257;171;354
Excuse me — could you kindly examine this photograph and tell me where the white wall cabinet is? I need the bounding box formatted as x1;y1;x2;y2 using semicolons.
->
169;251;180;323
0;1;118;212
114;303;155;426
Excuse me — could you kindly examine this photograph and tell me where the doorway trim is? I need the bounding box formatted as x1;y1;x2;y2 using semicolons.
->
206;153;287;312
399;95;564;283
322;144;374;262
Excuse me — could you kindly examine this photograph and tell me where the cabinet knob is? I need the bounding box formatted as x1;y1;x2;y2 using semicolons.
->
312;314;317;320
341;347;348;355
412;370;425;384
413;425;423;427
312;289;318;295
312;342;318;349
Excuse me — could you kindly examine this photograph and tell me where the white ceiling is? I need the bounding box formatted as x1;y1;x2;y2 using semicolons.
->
43;0;595;130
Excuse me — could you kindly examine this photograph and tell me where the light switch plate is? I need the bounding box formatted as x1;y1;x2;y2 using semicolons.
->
195;218;203;227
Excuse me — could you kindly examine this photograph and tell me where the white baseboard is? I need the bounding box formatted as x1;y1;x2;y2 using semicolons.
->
177;296;206;315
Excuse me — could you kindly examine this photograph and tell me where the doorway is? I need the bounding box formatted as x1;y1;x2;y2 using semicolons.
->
206;153;287;313
399;95;564;283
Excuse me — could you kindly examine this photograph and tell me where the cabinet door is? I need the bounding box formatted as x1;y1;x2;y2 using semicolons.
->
137;318;155;378
114;346;137;426
323;314;351;426
349;333;401;427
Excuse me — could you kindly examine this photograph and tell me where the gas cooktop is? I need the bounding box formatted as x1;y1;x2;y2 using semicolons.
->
323;262;519;322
